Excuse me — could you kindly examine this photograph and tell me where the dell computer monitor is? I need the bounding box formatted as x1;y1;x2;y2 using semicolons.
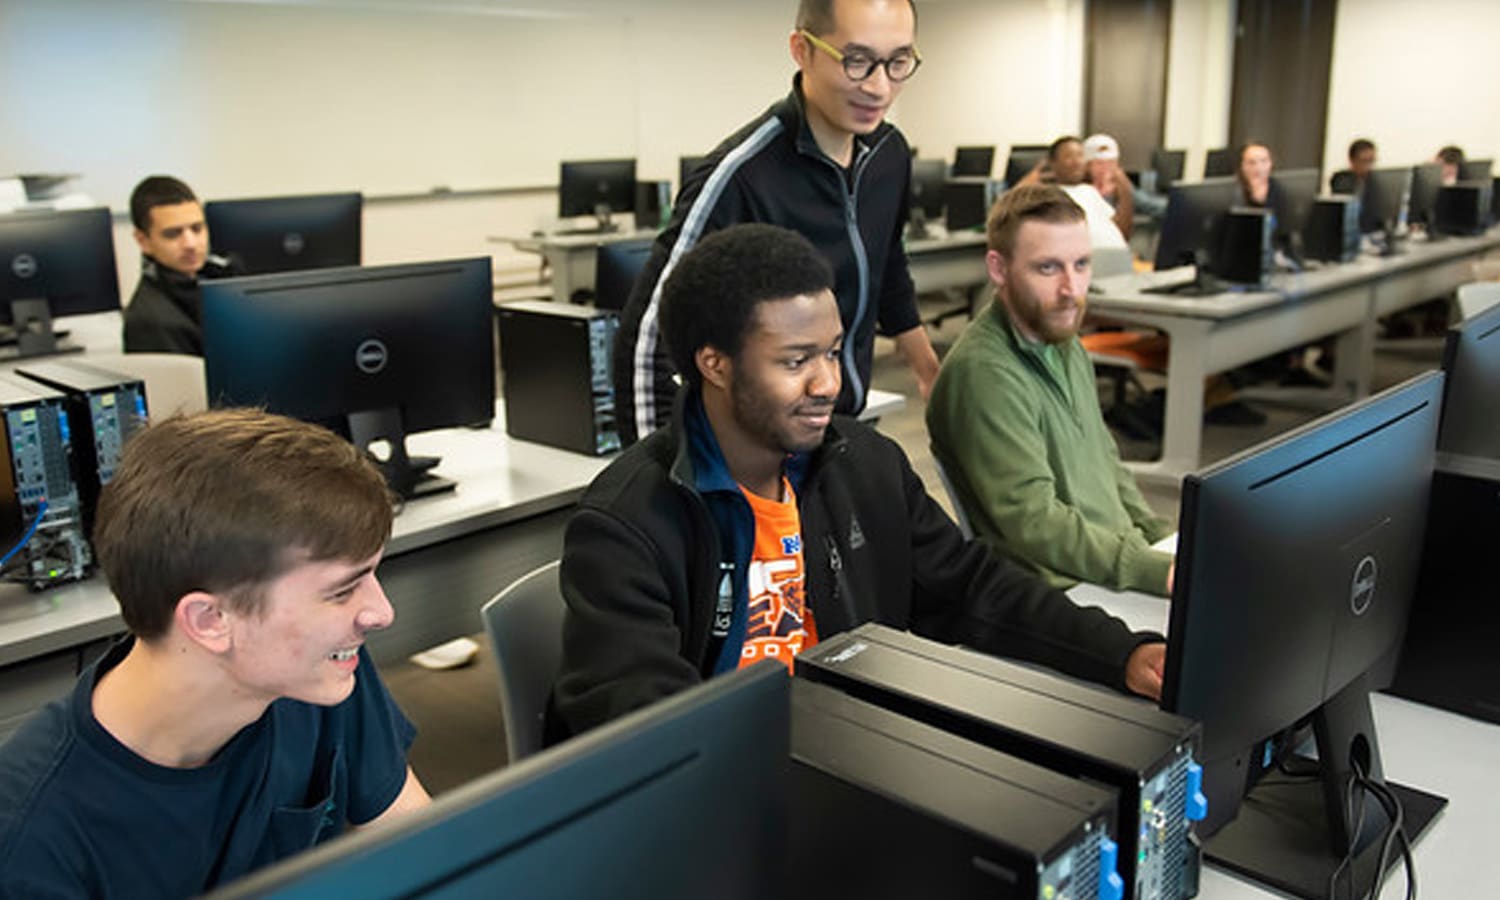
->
202;258;495;499
0;207;120;357
1150;148;1186;193
1361;166;1411;236
907;158;947;238
1406;163;1445;230
1003;145;1048;188
1164;372;1446;898
204;193;362;275
593;237;653;311
1459;157;1493;181
1436;300;1500;461
1268;167;1320;244
952;145;996;177
207;662;790;900
1203;147;1236;178
1152;176;1239;271
559;159;636;231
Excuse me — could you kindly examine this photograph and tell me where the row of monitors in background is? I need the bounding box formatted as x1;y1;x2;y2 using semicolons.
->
200;300;1500;897
0;193;365;356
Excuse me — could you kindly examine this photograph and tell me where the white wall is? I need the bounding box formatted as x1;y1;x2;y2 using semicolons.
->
896;0;1086;172
1325;0;1500;176
1162;0;1236;180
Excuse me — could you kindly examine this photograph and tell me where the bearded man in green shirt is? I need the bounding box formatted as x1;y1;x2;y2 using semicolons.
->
927;184;1175;596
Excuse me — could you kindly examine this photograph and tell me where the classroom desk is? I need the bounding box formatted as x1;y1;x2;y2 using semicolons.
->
1090;230;1500;486
0;389;904;738
1068;581;1496;899
497;228;990;304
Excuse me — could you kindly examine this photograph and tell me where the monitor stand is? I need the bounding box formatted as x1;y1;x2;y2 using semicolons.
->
0;298;84;361
1200;678;1446;900
347;408;455;500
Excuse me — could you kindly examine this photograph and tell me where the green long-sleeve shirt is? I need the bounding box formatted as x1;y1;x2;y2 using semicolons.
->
927;302;1174;595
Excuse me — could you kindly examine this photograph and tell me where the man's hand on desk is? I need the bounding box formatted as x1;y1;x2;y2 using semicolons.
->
1125;642;1166;701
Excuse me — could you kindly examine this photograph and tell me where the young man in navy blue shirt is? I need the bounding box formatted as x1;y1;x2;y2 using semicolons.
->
0;410;429;899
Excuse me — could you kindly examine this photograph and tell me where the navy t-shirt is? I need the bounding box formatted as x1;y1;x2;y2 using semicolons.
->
0;639;416;899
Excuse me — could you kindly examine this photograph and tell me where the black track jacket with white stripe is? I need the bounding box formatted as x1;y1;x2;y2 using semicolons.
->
611;75;919;446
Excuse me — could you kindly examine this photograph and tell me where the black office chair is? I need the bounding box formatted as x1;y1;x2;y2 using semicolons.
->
479;560;564;763
593;238;654;311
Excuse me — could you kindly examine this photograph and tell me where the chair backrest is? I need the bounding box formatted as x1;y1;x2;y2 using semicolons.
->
933;458;975;540
479;560;564;763
1457;281;1500;321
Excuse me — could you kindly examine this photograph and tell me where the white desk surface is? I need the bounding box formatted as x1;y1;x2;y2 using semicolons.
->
1067;581;1498;899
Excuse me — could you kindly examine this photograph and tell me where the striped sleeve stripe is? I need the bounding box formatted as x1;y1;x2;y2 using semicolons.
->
631;116;785;439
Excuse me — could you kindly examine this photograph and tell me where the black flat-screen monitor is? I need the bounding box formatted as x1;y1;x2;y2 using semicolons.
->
594;237;653;311
204;193;362;275
1459;157;1493;181
1002;145;1048;188
1203;147;1236;178
678;154;709;192
942;179;990;232
1164;372;1447;898
1268;167;1320;243
952;145;995;177
559;159;636;230
1361;166;1411;236
1153;176;1239;270
1406;163;1445;230
907;158;946;237
0;207;120;357
202;258;495;499
1436;300;1500;461
1151;148;1186;192
207;662;790;900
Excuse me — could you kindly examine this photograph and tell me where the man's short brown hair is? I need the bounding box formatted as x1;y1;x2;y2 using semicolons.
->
93;409;393;641
986;184;1086;258
796;0;918;35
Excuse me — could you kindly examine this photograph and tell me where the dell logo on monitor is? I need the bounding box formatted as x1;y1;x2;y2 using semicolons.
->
282;232;306;256
355;339;388;374
1350;555;1377;616
11;253;38;280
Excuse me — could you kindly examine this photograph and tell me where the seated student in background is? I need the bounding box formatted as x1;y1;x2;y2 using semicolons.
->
123;175;238;355
1235;141;1288;232
1329;138;1383;234
1022;136;1132;247
1436;145;1465;186
0;410;429;899
927;185;1175;597
548;223;1166;741
1083;132;1165;224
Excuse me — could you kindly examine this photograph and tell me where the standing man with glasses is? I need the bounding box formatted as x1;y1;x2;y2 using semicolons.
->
613;0;939;446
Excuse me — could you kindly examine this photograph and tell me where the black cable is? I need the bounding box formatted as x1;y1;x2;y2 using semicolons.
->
1361;774;1416;900
1326;768;1368;900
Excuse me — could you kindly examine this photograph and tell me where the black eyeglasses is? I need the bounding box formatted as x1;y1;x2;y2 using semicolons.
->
799;29;922;83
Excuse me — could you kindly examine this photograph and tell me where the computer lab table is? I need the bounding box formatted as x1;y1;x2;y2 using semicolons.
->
496;228;990;304
0;390;905;741
1089;229;1500;487
1067;581;1497;899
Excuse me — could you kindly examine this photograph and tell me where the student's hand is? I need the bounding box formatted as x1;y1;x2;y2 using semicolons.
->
1125;642;1166;700
1166;562;1175;596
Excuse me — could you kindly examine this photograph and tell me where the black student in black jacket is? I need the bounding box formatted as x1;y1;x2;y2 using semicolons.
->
548;224;1166;741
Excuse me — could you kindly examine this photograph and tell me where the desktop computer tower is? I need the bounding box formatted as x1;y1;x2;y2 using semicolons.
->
16;359;148;538
1388;467;1500;724
633;180;670;231
797;625;1205;900
0;374;92;588
1433;182;1493;237
1214;208;1273;287
790;678;1125;900
1302;196;1360;262
496;300;620;456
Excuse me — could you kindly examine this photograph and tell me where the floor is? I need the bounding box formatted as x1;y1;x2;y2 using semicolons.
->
383;296;1446;797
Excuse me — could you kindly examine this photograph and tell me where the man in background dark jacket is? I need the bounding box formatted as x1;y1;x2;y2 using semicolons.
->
123;175;237;355
550;223;1165;740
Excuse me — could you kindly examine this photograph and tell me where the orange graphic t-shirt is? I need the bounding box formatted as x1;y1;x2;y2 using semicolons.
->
737;478;817;673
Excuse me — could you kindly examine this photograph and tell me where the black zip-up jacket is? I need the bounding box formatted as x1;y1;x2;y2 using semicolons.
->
122;254;237;355
611;75;920;446
548;391;1161;741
